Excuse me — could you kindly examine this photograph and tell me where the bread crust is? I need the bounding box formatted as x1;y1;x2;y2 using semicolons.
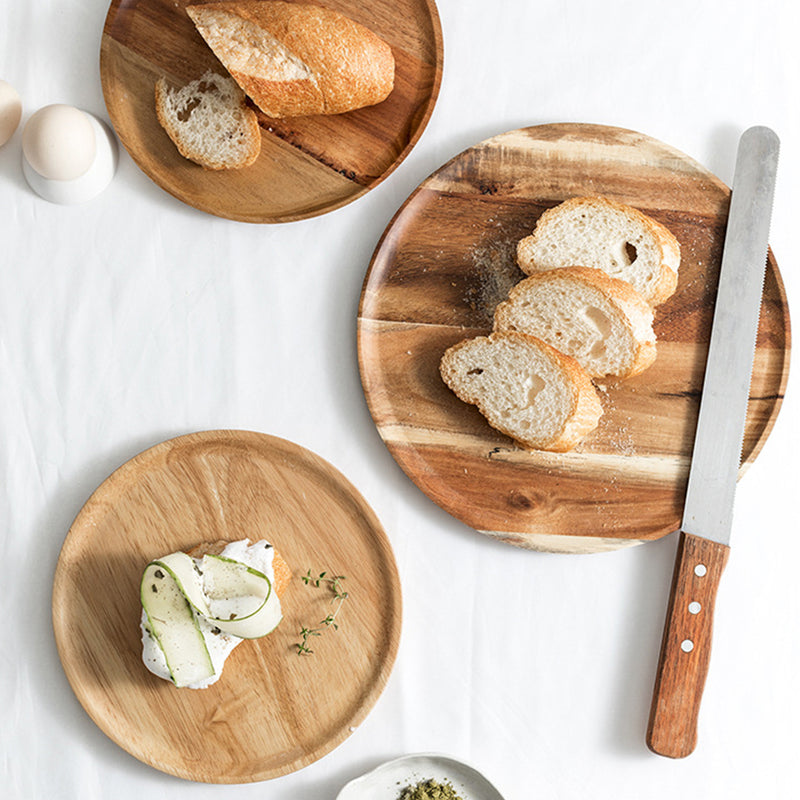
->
494;266;657;379
440;331;603;453
186;1;395;117
516;195;680;306
185;540;292;598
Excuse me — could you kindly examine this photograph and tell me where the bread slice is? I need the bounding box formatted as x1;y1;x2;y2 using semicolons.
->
440;331;603;452
494;267;657;380
186;540;292;598
155;70;261;170
516;196;680;305
186;2;395;118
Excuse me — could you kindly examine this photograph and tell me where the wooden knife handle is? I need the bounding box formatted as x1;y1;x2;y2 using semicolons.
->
647;531;730;758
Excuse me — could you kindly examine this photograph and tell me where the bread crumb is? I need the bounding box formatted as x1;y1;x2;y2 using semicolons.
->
464;235;525;325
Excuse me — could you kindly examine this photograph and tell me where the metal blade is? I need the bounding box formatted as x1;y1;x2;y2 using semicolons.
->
681;126;779;545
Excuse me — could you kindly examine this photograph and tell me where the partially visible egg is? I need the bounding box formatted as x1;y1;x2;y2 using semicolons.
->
22;104;96;180
21;104;118;204
0;80;22;147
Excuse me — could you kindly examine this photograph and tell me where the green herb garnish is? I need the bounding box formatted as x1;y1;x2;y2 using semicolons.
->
295;571;349;655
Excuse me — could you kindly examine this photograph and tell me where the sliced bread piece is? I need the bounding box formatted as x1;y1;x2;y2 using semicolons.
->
516;196;680;305
155;70;261;170
494;267;657;380
440;331;603;452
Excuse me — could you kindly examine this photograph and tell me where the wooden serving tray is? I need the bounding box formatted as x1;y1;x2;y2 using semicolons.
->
52;431;401;783
100;0;443;222
358;123;791;553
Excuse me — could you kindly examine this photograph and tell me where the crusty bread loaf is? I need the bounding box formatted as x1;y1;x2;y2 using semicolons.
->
440;331;603;452
494;267;657;380
186;540;292;597
516;196;680;306
155;70;261;169
186;1;395;118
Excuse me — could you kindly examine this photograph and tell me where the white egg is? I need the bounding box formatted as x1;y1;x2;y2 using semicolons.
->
0;80;22;147
21;106;118;204
22;104;96;181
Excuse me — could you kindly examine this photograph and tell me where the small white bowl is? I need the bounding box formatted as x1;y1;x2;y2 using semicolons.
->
22;109;118;204
336;753;506;800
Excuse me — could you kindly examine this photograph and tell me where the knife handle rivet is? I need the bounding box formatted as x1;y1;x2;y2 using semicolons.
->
694;564;707;577
680;639;694;653
688;601;702;614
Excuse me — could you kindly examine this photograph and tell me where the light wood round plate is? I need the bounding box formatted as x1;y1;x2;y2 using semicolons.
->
357;123;791;553
100;0;443;222
52;430;401;783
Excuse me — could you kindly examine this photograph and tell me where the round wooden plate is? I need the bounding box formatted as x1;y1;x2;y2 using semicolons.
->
52;430;401;783
100;0;443;222
357;123;791;553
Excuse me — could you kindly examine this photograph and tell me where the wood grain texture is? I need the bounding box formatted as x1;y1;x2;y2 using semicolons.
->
100;0;443;222
357;123;791;552
52;430;401;783
647;532;730;758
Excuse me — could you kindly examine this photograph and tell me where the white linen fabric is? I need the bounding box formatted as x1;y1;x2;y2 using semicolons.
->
1;1;798;798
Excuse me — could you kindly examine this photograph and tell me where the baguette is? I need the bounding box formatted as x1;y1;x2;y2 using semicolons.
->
494;267;657;380
186;1;395;118
516;196;680;306
155;70;261;169
440;331;603;452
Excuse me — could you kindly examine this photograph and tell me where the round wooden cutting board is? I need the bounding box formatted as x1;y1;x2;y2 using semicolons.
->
52;430;401;783
358;123;791;553
100;0;443;222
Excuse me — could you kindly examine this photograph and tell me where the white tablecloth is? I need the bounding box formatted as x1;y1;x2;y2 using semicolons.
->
2;1;798;797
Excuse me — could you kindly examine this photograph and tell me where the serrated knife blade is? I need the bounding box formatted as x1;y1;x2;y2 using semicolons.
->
646;126;779;759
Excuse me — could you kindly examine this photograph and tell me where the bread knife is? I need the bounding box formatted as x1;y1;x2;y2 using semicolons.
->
646;126;780;758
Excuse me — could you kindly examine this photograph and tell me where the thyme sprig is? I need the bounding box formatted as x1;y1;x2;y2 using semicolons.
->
295;571;349;655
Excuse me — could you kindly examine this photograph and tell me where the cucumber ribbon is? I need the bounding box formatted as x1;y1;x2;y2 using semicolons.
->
140;551;281;687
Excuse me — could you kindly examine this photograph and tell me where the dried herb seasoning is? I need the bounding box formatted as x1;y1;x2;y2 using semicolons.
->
398;778;465;800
